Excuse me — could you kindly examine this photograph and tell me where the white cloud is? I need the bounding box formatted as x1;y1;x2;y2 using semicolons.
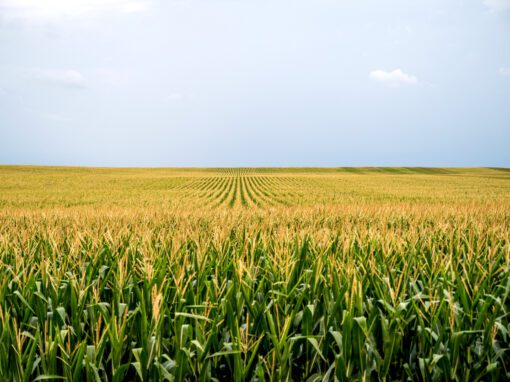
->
45;112;68;122
500;67;510;77
28;68;87;88
369;69;418;87
0;0;150;23
166;92;184;102
483;0;510;12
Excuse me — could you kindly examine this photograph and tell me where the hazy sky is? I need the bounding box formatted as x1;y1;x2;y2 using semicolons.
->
1;0;509;167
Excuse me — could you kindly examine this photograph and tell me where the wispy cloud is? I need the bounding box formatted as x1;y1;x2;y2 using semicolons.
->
165;92;184;102
44;112;69;122
500;67;510;77
483;0;510;12
0;0;150;23
369;69;418;87
27;68;87;88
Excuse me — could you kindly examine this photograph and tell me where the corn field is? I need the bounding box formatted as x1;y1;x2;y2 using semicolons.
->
0;166;509;381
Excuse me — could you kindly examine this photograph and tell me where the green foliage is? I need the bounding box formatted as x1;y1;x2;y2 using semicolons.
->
0;231;509;381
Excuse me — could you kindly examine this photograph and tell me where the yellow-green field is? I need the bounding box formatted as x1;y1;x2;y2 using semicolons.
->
0;166;509;381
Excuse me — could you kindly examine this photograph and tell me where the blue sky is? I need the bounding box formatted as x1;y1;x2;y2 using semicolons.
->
0;0;509;167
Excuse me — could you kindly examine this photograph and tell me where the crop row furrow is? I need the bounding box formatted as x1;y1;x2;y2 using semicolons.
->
215;176;235;208
251;177;281;205
255;177;290;205
180;177;215;202
176;178;204;191
203;177;229;206
196;177;223;198
243;177;264;208
229;177;240;208
246;177;276;207
239;177;250;207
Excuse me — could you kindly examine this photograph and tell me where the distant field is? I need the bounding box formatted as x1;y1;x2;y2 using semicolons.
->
1;166;509;210
0;166;509;381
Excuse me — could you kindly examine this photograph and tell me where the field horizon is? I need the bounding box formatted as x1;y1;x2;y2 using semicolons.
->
2;164;509;171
